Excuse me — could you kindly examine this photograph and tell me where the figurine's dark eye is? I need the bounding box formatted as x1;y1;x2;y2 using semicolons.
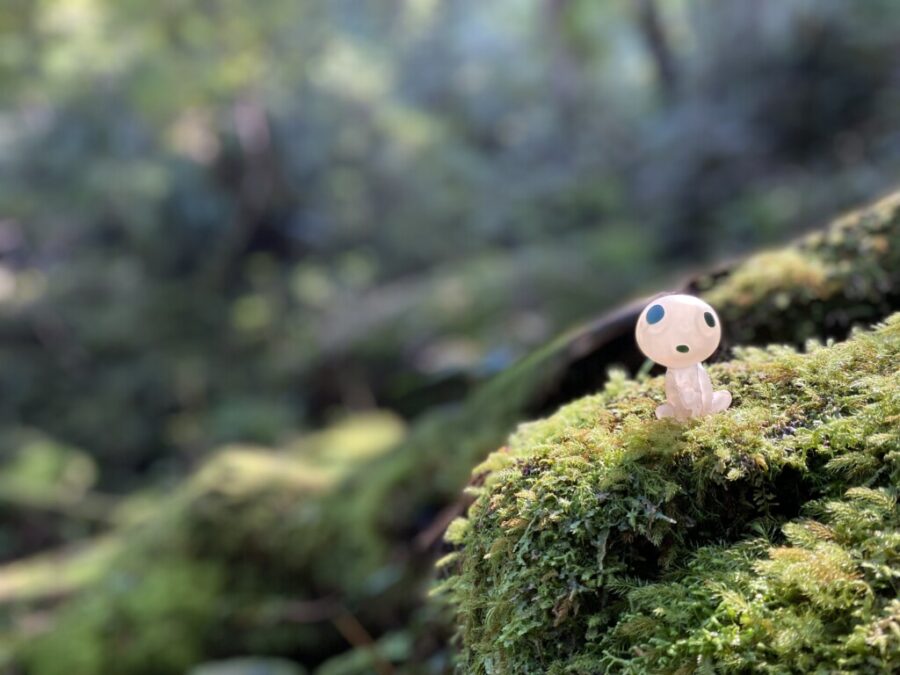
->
704;311;716;328
647;304;665;324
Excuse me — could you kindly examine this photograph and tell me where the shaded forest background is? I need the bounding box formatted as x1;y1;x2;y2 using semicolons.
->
0;0;899;610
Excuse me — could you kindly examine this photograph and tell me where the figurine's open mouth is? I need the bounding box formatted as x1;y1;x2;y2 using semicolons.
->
676;344;690;353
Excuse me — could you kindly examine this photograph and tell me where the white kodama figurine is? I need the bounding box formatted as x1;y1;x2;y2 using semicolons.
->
635;294;732;421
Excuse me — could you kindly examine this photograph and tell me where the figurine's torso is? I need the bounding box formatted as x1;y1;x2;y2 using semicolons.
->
660;363;730;421
667;365;706;418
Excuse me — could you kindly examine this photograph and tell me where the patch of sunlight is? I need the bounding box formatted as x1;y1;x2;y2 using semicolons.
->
290;264;337;308
191;448;335;499
8;269;47;306
0;536;120;604
664;0;698;52
0;266;16;304
704;249;834;309
166;108;221;164
38;0;138;81
231;293;273;333
378;102;444;157
0;262;49;310
39;0;101;36
0;433;98;509
116;448;339;528
403;0;440;35
214;47;266;95
109;488;170;528
313;36;392;103
286;412;406;471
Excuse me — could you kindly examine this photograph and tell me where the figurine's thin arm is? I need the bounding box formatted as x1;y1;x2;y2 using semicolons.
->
698;363;714;409
664;371;682;409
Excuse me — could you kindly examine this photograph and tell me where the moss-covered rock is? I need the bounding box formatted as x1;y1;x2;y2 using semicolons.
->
20;561;223;675
3;448;347;674
438;315;900;673
697;190;900;347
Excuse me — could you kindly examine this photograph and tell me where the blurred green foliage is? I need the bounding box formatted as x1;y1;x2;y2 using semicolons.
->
191;659;306;675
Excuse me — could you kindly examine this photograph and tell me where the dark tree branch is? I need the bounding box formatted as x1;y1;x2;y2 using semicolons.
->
635;0;679;101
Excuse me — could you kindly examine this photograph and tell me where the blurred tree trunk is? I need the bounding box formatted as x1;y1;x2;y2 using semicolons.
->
202;95;279;289
544;0;584;127
635;0;678;101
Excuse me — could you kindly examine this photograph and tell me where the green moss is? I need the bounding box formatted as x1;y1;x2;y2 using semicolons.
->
0;535;121;605
438;315;900;673
20;561;223;675
7;448;342;675
700;190;900;345
583;486;900;674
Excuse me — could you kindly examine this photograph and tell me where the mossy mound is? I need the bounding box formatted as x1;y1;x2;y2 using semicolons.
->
438;315;900;673
20;560;223;675
7;449;345;675
698;190;900;347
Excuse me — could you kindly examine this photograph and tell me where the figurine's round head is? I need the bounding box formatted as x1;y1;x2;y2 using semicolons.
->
635;294;722;369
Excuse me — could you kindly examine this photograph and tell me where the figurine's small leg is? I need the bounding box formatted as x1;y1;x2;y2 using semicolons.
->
656;403;676;419
710;390;732;412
